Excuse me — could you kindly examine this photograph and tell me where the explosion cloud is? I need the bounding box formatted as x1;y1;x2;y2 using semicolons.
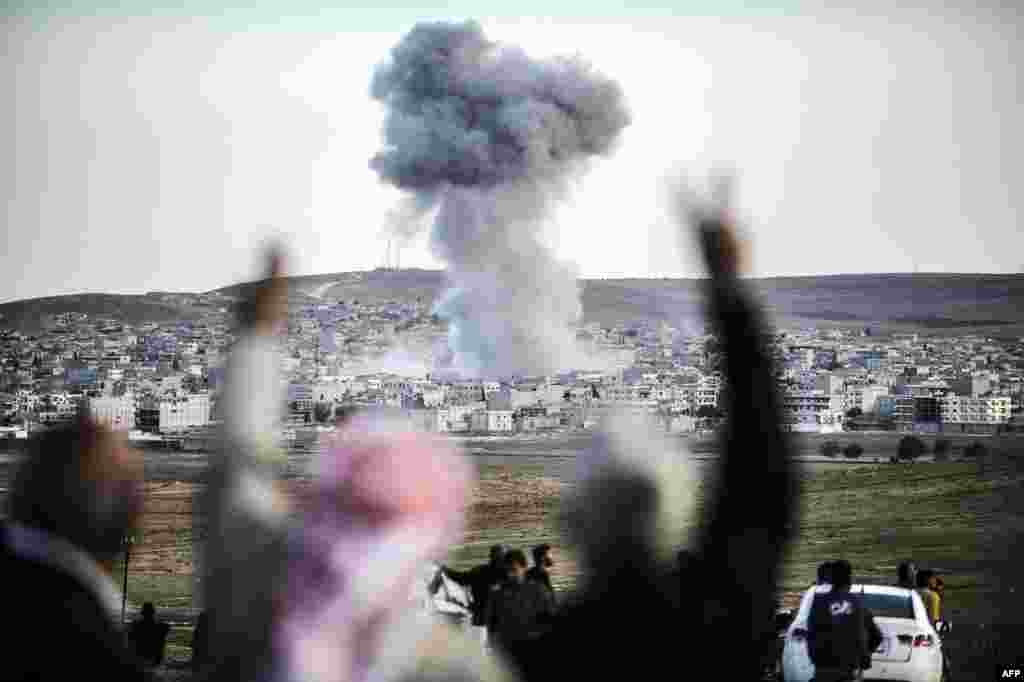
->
370;20;630;379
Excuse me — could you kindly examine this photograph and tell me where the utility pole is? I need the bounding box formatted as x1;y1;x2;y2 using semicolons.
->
121;534;133;626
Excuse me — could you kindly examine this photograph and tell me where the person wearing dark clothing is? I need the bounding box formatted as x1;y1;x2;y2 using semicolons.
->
525;544;554;597
487;550;556;679
128;603;171;666
441;544;508;627
0;419;150;682
191;611;212;672
807;560;884;682
817;561;835;586
897;561;917;590
527;182;800;682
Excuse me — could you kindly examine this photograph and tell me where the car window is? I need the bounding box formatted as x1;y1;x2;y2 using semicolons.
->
860;592;915;619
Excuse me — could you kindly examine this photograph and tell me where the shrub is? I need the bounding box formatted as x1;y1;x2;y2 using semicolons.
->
933;438;951;461
963;441;988;459
898;435;926;461
843;442;864;459
821;440;841;458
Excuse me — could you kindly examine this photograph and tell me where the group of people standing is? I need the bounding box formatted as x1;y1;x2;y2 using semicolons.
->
897;561;946;626
804;559;950;682
436;544;556;675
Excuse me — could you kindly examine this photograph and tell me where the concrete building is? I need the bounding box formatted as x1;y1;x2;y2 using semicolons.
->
88;395;136;431
941;396;1012;428
816;373;843;396
486;410;514;433
860;385;890;413
159;394;211;433
781;390;845;433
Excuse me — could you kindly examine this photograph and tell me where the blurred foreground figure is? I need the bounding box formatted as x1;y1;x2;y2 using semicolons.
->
199;246;292;681
200;246;518;682
276;413;516;682
525;177;799;682
0;418;148;681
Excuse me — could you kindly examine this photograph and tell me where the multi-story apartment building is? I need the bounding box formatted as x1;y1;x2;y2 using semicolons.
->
941;396;1012;427
159;393;211;433
88;395;136;431
781;390;845;433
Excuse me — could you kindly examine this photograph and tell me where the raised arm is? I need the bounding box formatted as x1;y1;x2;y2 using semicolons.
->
442;564;477;586
199;245;292;681
687;187;799;651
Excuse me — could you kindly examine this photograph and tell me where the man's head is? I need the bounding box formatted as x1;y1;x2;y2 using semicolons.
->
7;418;144;566
898;561;917;585
817;561;834;585
504;549;528;583
532;544;552;569
489;544;506;567
142;603;155;621
830;560;852;590
916;569;934;589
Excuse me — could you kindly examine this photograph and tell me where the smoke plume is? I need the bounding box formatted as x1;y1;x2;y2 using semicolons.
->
370;20;630;379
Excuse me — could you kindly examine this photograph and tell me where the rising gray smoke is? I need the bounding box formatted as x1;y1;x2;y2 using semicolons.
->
370;20;630;379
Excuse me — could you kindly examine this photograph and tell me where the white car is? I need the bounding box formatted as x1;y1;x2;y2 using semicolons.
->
782;584;945;682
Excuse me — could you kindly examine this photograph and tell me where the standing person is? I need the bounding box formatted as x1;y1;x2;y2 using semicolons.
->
487;550;556;679
897;561;917;590
441;544;508;647
816;561;835;589
806;560;884;682
527;176;800;682
526;544;554;597
0;418;149;681
916;569;940;625
128;603;171;666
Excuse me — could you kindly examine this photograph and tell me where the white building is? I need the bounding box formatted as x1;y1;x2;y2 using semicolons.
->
486;410;514;433
88;395;136;431
816;373;843;396
781;389;845;433
159;394;211;433
940;396;1011;424
860;385;890;413
435;404;481;432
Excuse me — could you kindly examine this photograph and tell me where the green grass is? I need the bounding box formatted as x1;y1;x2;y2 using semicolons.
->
123;454;1024;625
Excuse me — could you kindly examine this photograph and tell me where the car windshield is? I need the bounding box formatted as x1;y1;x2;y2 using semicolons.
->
860;592;915;619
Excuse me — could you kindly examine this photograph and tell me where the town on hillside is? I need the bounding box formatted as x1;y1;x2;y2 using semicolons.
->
1;294;1022;443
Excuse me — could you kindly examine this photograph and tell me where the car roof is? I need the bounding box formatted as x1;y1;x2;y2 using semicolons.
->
803;584;915;596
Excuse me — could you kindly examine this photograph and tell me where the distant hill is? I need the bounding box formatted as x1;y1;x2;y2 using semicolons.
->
2;271;1022;336
0;293;192;334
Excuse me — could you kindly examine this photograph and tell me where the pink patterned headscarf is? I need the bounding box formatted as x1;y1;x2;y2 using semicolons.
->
277;414;471;682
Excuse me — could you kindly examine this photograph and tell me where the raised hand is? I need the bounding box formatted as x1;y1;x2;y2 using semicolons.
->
242;243;289;335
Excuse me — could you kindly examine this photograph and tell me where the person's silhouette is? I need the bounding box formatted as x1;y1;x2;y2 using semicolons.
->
128;602;170;667
191;610;212;671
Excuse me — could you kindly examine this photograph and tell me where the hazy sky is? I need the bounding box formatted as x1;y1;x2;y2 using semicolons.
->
2;2;1021;302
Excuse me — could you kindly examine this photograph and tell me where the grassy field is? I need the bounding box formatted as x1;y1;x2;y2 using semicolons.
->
119;446;1024;621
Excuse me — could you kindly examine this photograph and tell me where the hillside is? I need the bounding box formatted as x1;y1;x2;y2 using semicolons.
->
2;271;1022;336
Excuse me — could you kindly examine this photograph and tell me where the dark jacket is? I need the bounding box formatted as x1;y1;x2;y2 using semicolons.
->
486;579;556;647
527;231;799;682
444;563;505;626
0;524;150;682
807;589;884;670
525;566;553;595
128;618;171;666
